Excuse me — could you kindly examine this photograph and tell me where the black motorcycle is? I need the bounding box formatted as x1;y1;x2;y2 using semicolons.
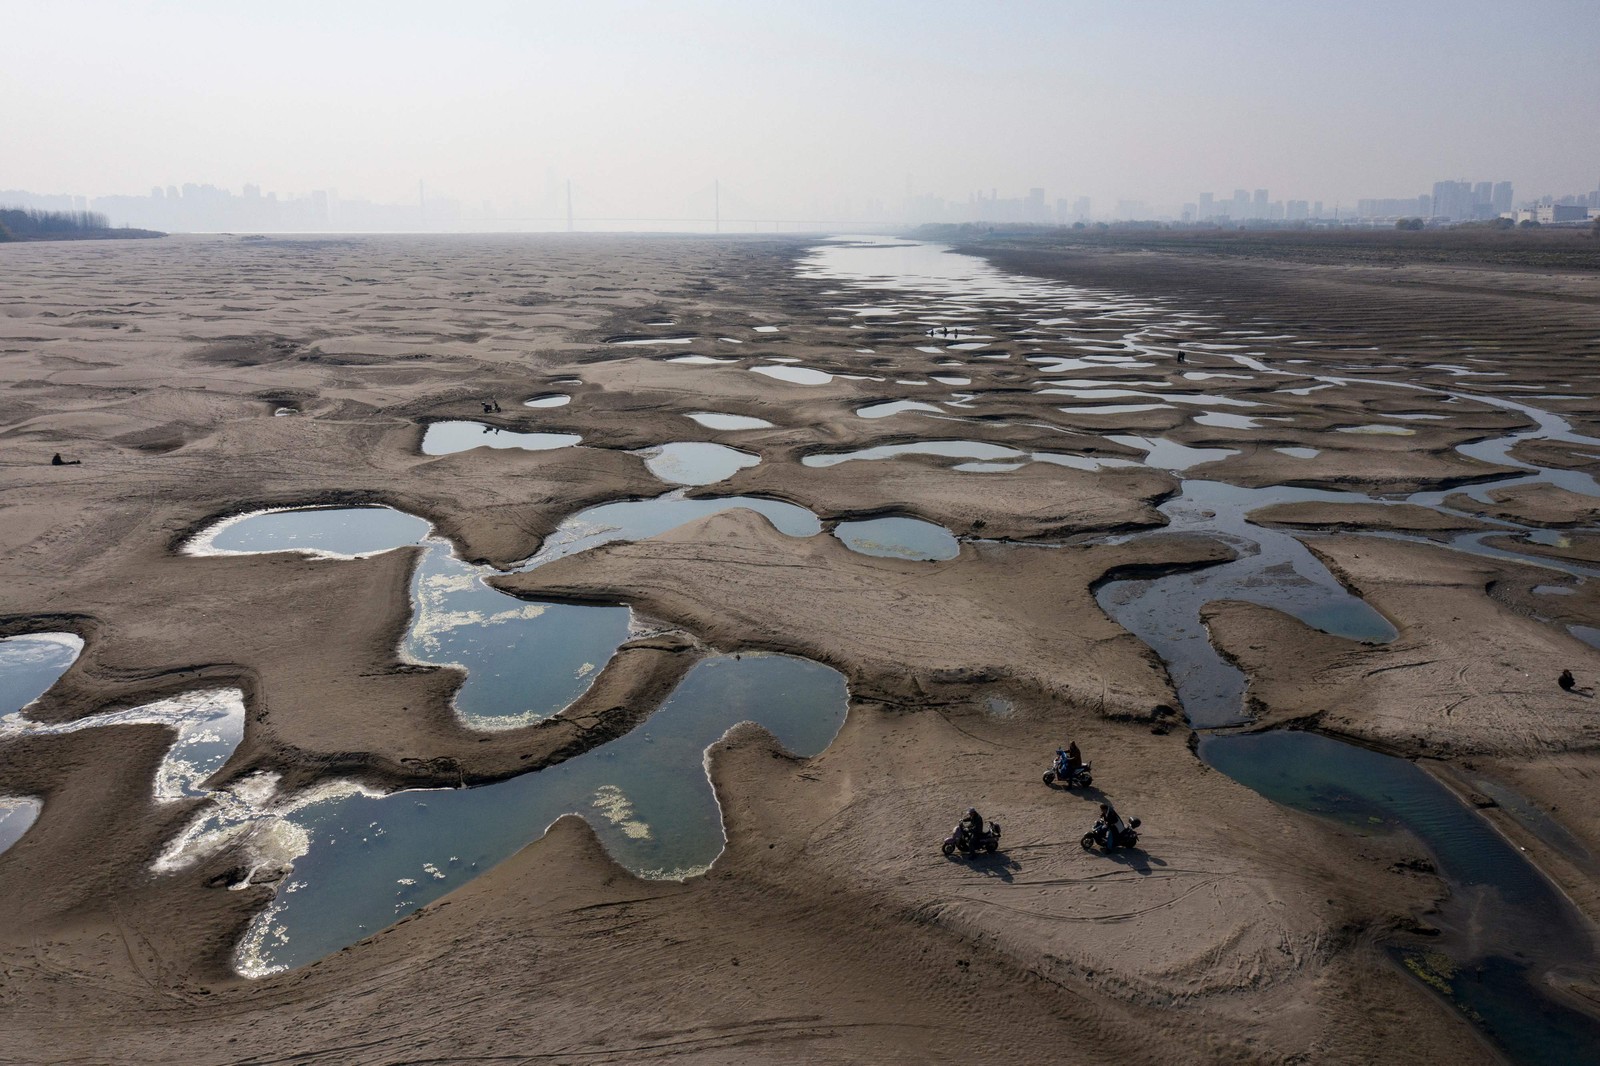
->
1080;817;1140;852
942;820;1001;857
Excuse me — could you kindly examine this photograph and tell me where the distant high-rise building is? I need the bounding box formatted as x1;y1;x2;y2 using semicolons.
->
1492;181;1514;214
1431;179;1475;220
1232;189;1249;217
1072;196;1091;222
1313;200;1323;218
1286;200;1309;221
1024;187;1048;224
1197;192;1214;220
1252;189;1268;219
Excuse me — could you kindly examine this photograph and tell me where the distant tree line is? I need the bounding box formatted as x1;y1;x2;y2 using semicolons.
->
0;207;162;241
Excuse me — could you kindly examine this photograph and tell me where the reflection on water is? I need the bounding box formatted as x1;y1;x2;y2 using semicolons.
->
803;439;1139;473
191;506;430;560
639;442;762;485
519;492;821;568
686;411;774;430
0;797;41;855
0;632;82;717
751;364;832;385
833;516;959;561
403;540;631;729
857;400;943;419
0;633;84;858
421;421;582;455
0;683;245;803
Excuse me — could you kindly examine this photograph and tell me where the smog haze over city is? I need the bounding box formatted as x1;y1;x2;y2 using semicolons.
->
6;0;1598;230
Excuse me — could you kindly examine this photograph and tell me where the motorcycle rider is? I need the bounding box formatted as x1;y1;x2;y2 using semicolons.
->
1065;741;1083;777
959;806;985;847
1099;802;1125;849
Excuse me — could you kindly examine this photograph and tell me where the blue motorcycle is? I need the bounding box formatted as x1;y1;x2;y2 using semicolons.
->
1042;750;1092;789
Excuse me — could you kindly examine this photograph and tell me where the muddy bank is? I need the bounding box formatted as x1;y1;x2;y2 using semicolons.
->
496;509;1232;714
0;705;1487;1064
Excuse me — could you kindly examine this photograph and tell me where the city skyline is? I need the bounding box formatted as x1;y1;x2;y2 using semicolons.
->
5;0;1598;231
8;169;1599;233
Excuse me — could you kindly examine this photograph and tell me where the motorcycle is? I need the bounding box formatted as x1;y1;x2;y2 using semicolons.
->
1080;817;1140;852
1042;750;1092;789
942;820;1001;857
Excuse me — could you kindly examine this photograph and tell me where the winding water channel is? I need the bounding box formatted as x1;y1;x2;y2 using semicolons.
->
803;236;1600;1063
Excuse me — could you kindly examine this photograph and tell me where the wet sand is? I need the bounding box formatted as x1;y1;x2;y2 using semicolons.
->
0;231;1595;1062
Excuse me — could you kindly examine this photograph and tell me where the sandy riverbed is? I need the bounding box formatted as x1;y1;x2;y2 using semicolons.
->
0;231;1595;1062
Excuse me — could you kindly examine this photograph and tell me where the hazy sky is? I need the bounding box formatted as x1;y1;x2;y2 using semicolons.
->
8;0;1597;218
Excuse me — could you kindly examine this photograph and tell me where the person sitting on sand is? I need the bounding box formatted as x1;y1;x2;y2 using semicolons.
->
1560;669;1576;692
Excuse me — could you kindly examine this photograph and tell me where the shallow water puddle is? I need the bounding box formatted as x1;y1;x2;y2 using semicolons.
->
856;400;943;419
803;439;1138;473
404;544;631;729
233;653;848;975
422;422;582;455
0;797;41;855
832;517;959;561
1096;480;1399;728
522;394;571;409
521;492;822;567
188;508;629;729
1192;411;1261;430
0;640;245;812
1057;403;1172;415
189;506;431;560
639;442;761;485
0;635;242;815
667;354;737;365
1042;388;1262;408
686;412;774;431
750;364;832;385
0;633;83;855
1105;434;1238;471
0;632;82;717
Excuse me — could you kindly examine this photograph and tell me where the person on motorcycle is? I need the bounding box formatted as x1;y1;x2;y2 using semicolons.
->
1065;741;1083;775
1099;802;1125;849
960;807;985;846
